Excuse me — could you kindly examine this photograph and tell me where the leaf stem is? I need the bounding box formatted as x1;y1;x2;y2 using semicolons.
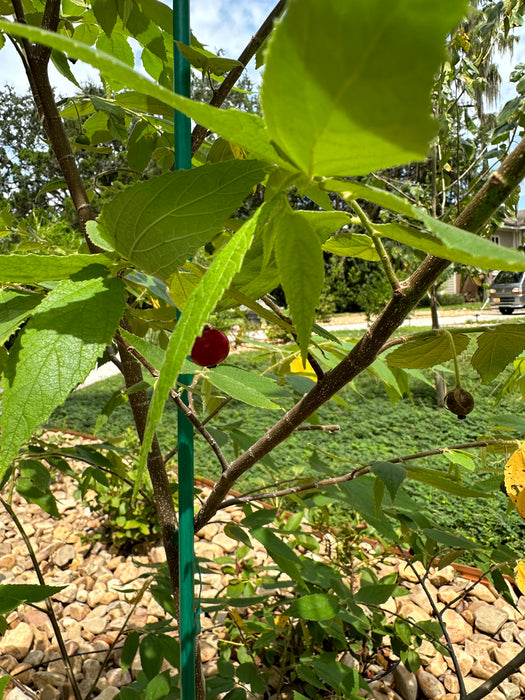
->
348;198;401;291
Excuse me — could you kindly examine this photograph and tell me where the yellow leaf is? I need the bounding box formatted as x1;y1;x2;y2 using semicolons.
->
516;561;525;595
289;357;317;382
515;489;525;521
274;614;289;629
504;447;525;504
229;609;244;628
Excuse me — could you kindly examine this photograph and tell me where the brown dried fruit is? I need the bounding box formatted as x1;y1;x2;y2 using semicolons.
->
445;388;474;420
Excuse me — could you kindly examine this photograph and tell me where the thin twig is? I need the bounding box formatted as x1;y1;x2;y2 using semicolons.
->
83;577;153;700
0;497;83;700
219;439;513;507
201;397;232;427
397;546;467;698
294;424;340;432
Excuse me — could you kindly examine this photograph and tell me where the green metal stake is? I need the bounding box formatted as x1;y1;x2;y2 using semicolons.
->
173;1;195;698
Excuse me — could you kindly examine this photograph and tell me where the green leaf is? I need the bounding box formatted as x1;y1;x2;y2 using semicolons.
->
0;270;126;477
115;90;174;118
137;204;270;492
323;233;380;261
422;528;479;550
145;670;171;700
379;221;525;271
175;41;242;76
327;181;525;271
224;688;247;700
472;325;525;383
92;0;117;35
119;329;166;372
0;289;42;344
51;49;81;88
355;583;398;606
0;584;65;615
17;459;59;517
251;526;302;580
236;662;265;694
140;634;162;680
98;160;266;281
121;630;140;673
0;254;113;283
386;333;470;369
261;0;468;176
224;523;251;548
405;466;493;498
0;676;10;697
294;210;351;243
206;365;283;409
287;593;340;621
372;461;407;501
275;211;324;361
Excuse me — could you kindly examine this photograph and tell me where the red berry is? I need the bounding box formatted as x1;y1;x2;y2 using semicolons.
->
190;328;230;367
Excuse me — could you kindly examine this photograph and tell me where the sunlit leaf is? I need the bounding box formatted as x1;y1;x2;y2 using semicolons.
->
472;325;525;383
98;160;266;281
0;269;126;477
261;0;468;176
515;561;525;595
275;211;324;361
386;334;470;369
287;593;340;621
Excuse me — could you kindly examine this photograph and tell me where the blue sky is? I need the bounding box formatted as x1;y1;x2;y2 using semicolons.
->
0;0;274;93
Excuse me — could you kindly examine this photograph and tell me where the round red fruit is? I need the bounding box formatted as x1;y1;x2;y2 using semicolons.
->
190;328;230;368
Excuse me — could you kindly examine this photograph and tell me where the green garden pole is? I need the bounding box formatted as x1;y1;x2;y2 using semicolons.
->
173;1;195;698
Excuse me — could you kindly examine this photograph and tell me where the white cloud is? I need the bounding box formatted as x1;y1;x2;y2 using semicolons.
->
191;0;274;61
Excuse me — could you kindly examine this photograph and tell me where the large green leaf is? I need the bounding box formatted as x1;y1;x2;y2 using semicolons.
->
0;254;113;283
355;584;398;606
372;461;407;501
0;269;126;477
137;204;271;490
386;333;470;369
405;466;493;498
328;181;525;271
323;233;379;261
294;211;351;243
98;160;266;281
0;290;43;344
287;594;340;621
261;0;468;177
422;528;479;550
207;365;283;410
472;325;525;383
275;211;325;361
0;21;287;167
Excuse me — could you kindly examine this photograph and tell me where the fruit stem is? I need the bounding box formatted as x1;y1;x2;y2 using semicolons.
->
443;329;462;388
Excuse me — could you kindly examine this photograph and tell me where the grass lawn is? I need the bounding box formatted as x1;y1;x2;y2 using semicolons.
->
47;331;525;559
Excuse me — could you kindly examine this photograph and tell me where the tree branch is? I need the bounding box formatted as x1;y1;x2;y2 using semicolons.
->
195;135;525;531
191;0;287;155
218;439;510;508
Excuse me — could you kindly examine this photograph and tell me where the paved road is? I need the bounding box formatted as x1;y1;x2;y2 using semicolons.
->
320;307;525;332
78;307;524;388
